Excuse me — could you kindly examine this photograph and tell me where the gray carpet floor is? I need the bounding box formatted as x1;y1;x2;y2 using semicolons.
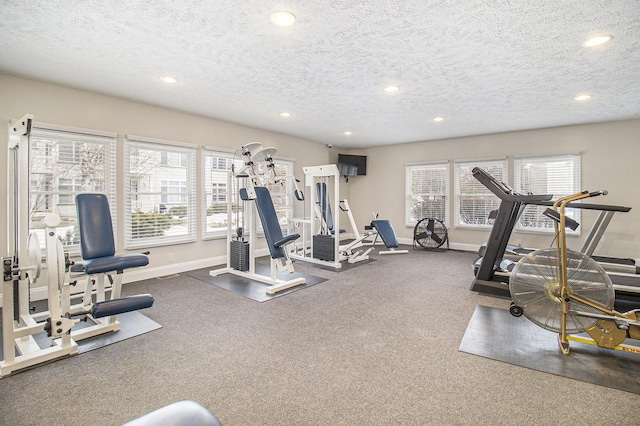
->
1;248;638;425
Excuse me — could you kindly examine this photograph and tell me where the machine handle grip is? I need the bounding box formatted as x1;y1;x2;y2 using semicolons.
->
589;190;608;197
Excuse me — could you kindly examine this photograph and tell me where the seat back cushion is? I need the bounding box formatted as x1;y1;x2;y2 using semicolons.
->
76;193;116;260
253;187;285;259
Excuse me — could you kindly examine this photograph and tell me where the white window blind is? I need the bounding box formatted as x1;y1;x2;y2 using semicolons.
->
405;163;449;227
454;159;507;228
202;150;243;239
203;152;296;239
125;137;197;248
264;159;295;228
30;125;117;254
514;153;581;233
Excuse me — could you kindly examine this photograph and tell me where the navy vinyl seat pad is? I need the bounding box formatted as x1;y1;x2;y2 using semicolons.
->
246;186;299;259
371;220;399;248
275;234;299;248
75;193;149;275
71;253;149;275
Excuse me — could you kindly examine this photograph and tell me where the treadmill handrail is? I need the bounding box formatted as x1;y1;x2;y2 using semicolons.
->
535;200;631;213
472;167;552;203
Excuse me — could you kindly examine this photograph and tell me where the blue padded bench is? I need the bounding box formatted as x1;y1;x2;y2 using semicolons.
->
240;186;299;259
370;220;400;249
367;219;408;254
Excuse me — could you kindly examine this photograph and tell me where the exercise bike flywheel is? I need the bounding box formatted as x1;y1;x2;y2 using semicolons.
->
509;248;614;334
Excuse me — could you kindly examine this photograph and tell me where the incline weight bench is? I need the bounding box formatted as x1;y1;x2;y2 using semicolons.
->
247;186;300;267
366;219;408;254
232;186;306;294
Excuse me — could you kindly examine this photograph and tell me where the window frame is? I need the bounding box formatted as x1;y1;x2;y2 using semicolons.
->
264;158;296;230
29;123;117;255
124;135;197;249
454;158;508;229
201;148;296;240
513;153;581;234
202;149;242;240
404;162;449;227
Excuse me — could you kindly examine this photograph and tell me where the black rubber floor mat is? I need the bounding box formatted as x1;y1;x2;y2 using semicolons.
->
459;305;640;395
187;265;327;302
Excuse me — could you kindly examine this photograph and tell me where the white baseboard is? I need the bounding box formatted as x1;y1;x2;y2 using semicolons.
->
397;237;478;253
0;249;272;305
121;254;226;284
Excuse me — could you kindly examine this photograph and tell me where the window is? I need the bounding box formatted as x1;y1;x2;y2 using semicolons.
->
161;151;187;167
58;179;83;205
125;135;197;248
57;141;79;163
264;160;295;228
405;163;449;227
514;154;581;233
202;149;296;240
454;159;507;228
202;150;242;239
29;125;116;251
211;183;227;203
160;180;187;204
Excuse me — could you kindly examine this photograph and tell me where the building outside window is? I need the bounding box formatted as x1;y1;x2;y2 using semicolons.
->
405;162;449;227
29;125;116;251
202;149;295;239
454;159;507;228
514;154;581;233
125;136;196;248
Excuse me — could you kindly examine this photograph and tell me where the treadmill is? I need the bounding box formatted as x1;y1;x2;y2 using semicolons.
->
470;167;640;308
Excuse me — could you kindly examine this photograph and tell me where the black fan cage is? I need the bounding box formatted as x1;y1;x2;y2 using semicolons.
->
413;218;448;250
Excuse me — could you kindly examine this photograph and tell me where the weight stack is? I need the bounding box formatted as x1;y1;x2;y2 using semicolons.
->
230;240;250;271
313;234;335;261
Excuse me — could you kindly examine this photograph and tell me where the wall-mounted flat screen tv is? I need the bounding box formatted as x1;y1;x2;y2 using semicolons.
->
337;154;367;176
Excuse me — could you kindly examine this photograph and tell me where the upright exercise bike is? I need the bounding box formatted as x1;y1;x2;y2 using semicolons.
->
509;190;640;355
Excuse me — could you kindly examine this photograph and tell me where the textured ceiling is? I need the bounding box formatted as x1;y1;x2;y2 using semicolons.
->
0;1;639;148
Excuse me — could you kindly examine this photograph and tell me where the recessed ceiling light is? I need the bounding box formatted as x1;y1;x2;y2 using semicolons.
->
279;112;291;117
585;35;612;47
271;11;296;26
160;76;178;84
384;85;399;93
574;94;592;101
343;131;353;136
433;117;444;122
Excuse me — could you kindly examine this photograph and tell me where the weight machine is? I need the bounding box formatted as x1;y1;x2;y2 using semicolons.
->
289;164;374;268
209;142;306;294
1;115;153;376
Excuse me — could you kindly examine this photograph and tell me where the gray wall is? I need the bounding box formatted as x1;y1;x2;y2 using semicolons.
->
347;119;640;260
1;72;638;288
0;73;331;281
